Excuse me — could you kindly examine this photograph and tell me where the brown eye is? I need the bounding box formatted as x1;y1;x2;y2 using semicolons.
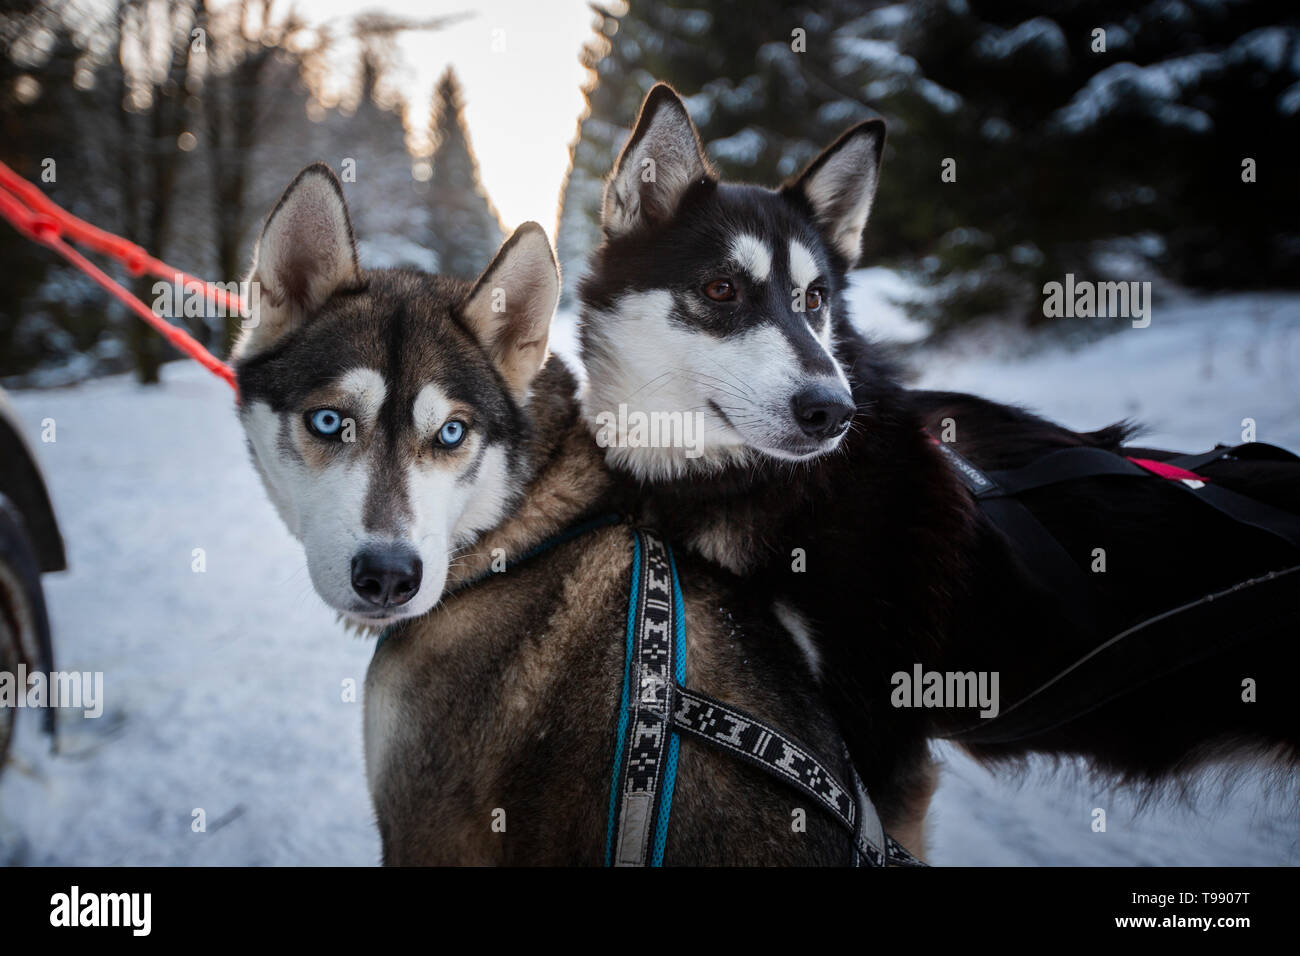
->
805;288;824;311
703;279;736;302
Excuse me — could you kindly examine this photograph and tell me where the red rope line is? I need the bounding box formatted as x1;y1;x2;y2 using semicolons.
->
0;161;239;393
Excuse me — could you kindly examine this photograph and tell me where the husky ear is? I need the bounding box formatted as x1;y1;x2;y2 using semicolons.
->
459;223;559;399
787;120;886;266
602;84;712;237
237;163;361;357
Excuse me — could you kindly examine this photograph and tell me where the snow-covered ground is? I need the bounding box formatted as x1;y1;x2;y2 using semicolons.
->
1;278;1297;865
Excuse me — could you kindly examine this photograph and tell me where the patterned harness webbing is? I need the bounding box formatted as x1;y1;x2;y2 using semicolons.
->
606;527;925;868
606;528;684;866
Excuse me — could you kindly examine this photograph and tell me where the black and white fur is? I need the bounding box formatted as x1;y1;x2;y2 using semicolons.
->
234;164;556;627
232;164;927;864
579;85;1300;820
582;86;869;478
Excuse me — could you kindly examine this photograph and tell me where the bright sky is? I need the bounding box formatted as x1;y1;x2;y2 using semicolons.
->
301;0;599;231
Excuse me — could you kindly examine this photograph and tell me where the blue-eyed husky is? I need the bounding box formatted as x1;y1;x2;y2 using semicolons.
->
232;164;927;864
578;85;1300;820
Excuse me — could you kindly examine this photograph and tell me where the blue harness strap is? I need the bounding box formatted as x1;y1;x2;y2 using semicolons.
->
374;514;917;866
605;528;685;867
604;528;915;867
603;529;640;864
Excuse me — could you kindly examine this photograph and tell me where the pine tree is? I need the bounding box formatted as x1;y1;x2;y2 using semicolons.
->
0;17;102;380
866;0;1300;330
555;4;638;304
426;68;504;279
555;0;1300;329
319;51;434;273
555;0;882;302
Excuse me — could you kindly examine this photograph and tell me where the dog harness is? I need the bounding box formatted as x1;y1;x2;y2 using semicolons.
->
931;439;1300;745
381;517;922;867
605;526;922;867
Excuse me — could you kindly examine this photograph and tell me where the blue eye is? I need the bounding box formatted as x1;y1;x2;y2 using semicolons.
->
307;408;344;437
437;419;467;448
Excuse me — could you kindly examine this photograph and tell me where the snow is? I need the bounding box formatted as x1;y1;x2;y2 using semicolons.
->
844;5;910;38
1229;26;1292;73
357;235;438;273
980;115;1015;141
911;288;1300;453
1157;51;1225;88
905;287;1300;866
846;4;910;37
1052;58;1219;134
845;267;930;344
707;127;766;166
913;77;963;115
830;34;960;114
1;373;376;865
1099;23;1133;53
974;17;1070;65
2;278;1298;865
675;9;713;37
1281;81;1300;117
833;37;919;77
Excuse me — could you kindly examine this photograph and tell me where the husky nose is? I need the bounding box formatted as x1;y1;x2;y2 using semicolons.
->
791;386;854;440
351;547;423;608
